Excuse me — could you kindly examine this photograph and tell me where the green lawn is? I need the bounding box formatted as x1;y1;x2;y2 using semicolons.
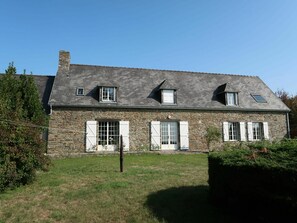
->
0;154;238;223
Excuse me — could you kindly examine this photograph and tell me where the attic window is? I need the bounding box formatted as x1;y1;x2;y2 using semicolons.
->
76;87;84;96
251;94;267;103
100;87;117;102
162;90;176;104
226;92;238;106
216;83;239;106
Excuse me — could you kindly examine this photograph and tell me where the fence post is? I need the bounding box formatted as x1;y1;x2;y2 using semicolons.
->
120;135;123;172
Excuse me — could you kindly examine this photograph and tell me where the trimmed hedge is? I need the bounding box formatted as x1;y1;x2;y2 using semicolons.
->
208;140;297;221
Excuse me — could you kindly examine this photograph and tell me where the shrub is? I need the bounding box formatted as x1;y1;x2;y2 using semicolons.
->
208;142;297;221
205;126;221;151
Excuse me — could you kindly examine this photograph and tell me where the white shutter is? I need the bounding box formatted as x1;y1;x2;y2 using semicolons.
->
86;121;97;152
151;121;161;150
247;122;253;141
239;122;246;141
179;121;189;150
263;122;269;140
119;121;129;151
223;122;229;141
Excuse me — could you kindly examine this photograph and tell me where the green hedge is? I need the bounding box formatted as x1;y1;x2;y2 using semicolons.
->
208;140;297;221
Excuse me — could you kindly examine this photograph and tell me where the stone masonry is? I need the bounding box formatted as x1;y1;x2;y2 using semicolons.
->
47;107;288;155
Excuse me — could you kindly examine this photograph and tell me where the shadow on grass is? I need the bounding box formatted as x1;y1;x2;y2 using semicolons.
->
145;185;239;223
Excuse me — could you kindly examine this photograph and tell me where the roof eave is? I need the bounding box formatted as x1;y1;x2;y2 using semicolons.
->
49;104;290;113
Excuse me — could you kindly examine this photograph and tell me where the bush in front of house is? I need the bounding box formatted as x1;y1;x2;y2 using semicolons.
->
208;139;297;220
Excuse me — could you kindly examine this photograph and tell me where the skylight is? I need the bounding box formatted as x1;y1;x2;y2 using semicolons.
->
76;87;84;96
251;94;267;103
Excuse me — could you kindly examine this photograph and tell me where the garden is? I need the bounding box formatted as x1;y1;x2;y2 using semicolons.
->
1;140;297;222
1;153;240;223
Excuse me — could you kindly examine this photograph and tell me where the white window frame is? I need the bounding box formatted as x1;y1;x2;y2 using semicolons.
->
76;87;84;96
98;121;119;147
162;89;175;104
228;122;240;141
101;87;117;102
226;92;238;106
252;122;264;141
251;94;267;103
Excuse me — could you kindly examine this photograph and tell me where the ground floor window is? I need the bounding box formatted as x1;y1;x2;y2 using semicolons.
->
228;122;240;141
98;121;119;146
252;122;263;140
224;121;269;142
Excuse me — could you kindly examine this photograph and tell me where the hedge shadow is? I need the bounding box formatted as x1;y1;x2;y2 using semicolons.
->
145;185;241;223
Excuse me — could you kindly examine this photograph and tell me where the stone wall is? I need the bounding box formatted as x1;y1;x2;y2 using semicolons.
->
47;107;288;155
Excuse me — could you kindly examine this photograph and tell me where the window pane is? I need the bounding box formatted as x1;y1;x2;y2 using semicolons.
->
108;122;119;145
161;122;168;144
169;122;178;144
252;95;267;103
99;122;107;145
227;93;235;105
102;88;108;100
229;122;239;140
252;122;263;140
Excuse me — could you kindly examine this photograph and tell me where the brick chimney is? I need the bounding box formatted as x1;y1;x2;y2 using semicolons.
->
58;50;70;73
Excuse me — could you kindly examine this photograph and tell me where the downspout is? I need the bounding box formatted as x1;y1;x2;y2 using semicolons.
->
286;112;291;139
45;103;53;154
49;104;53;116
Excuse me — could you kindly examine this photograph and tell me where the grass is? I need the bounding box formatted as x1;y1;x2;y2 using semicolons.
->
0;154;240;223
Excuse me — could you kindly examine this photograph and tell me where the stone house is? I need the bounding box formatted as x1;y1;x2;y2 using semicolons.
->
45;50;290;155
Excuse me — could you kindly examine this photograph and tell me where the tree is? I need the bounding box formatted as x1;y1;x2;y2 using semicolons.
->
276;90;297;138
0;62;50;192
19;74;46;124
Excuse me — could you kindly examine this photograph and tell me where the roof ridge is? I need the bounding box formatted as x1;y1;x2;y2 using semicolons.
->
70;63;256;78
0;73;55;77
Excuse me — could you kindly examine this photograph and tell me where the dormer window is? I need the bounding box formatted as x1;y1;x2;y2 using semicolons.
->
100;87;117;102
217;83;239;106
162;89;176;104
76;87;84;96
226;92;238;106
158;80;177;105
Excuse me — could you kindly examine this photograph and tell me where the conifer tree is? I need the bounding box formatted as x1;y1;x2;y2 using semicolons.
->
0;62;50;192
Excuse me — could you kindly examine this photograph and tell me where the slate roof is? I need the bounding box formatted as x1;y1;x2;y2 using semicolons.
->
32;75;55;113
49;64;290;112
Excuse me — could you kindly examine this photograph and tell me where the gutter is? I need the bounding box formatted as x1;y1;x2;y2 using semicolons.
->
50;104;290;113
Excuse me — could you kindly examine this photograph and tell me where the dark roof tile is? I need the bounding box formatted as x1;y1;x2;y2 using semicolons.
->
49;64;289;112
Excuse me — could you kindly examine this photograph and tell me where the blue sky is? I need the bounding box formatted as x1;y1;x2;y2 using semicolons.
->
1;0;297;94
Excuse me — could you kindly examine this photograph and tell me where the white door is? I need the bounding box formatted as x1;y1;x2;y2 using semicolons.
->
161;122;178;150
97;121;119;151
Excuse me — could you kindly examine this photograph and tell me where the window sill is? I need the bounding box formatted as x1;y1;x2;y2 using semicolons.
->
161;103;177;106
100;101;117;104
